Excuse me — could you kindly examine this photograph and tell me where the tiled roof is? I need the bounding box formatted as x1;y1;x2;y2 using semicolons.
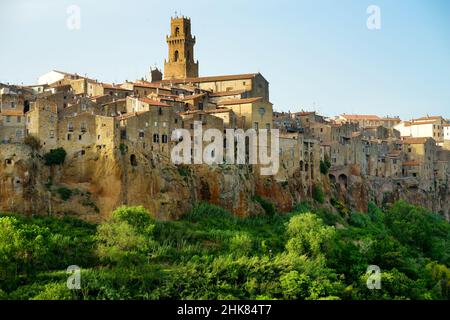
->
402;137;429;144
402;161;421;167
293;111;316;116
158;73;260;84
181;93;206;101
413;116;442;121
133;81;168;89
218;97;262;106
341;114;381;121
1;110;24;116
209;90;247;97
103;83;131;91
205;108;232;114
404;120;438;126
138;97;171;107
116;111;148;120
101;99;126;106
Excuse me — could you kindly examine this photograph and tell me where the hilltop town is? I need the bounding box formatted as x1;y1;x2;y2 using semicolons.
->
1;16;449;221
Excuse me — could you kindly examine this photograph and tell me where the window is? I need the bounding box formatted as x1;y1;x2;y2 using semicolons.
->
153;134;159;143
68;123;74;132
78;135;82;141
81;123;87;132
254;122;259;130
6;116;11;123
162;122;167;128
67;134;72;141
198;102;204;110
16;130;22;137
158;108;162;115
162;134;168;144
139;131;145;138
10;102;16;109
49;130;54;138
174;118;178;124
265;123;270;130
174;50;179;62
154;122;158;127
175;27;180;36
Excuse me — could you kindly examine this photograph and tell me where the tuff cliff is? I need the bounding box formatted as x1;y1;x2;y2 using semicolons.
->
0;144;448;221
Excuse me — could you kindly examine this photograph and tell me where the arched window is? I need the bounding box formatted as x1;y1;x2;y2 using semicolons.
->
175;27;180;36
130;154;138;167
174;50;179;62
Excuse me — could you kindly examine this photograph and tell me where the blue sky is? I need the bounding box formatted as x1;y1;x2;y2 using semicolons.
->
0;0;449;119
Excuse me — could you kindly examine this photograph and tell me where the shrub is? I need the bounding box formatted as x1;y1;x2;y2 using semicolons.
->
44;148;66;166
312;185;325;204
112;206;154;230
253;195;276;216
24;135;41;151
280;271;310;299
286;213;335;257
228;233;253;256
119;143;127;155
320;160;331;175
56;187;72;201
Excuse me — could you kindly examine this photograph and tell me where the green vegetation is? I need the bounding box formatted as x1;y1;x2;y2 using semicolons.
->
320;159;331;175
312;185;325;204
44;148;67;166
0;201;448;300
56;187;73;201
24;135;41;151
253;195;276;216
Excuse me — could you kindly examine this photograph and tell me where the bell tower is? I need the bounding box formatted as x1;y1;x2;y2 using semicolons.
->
164;16;199;80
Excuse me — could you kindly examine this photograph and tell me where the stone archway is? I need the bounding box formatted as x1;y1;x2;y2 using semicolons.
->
338;174;348;188
329;174;336;184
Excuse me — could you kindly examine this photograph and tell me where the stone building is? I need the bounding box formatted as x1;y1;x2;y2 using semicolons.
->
25;99;58;151
164;16;199;80
217;97;273;131
401;137;437;189
118;107;182;160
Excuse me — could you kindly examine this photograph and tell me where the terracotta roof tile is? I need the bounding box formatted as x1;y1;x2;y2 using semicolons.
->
1;110;24;116
402;137;429;144
138;97;171;107
402;161;421;167
341;114;381;121
158;73;260;84
218;97;263;106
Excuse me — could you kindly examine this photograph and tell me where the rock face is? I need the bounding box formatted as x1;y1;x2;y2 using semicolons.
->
0;144;449;221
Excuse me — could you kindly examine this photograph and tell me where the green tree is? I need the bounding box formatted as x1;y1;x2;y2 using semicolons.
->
96;206;155;266
286;213;335;257
44;148;67;166
280;270;310;299
312;185;325;204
